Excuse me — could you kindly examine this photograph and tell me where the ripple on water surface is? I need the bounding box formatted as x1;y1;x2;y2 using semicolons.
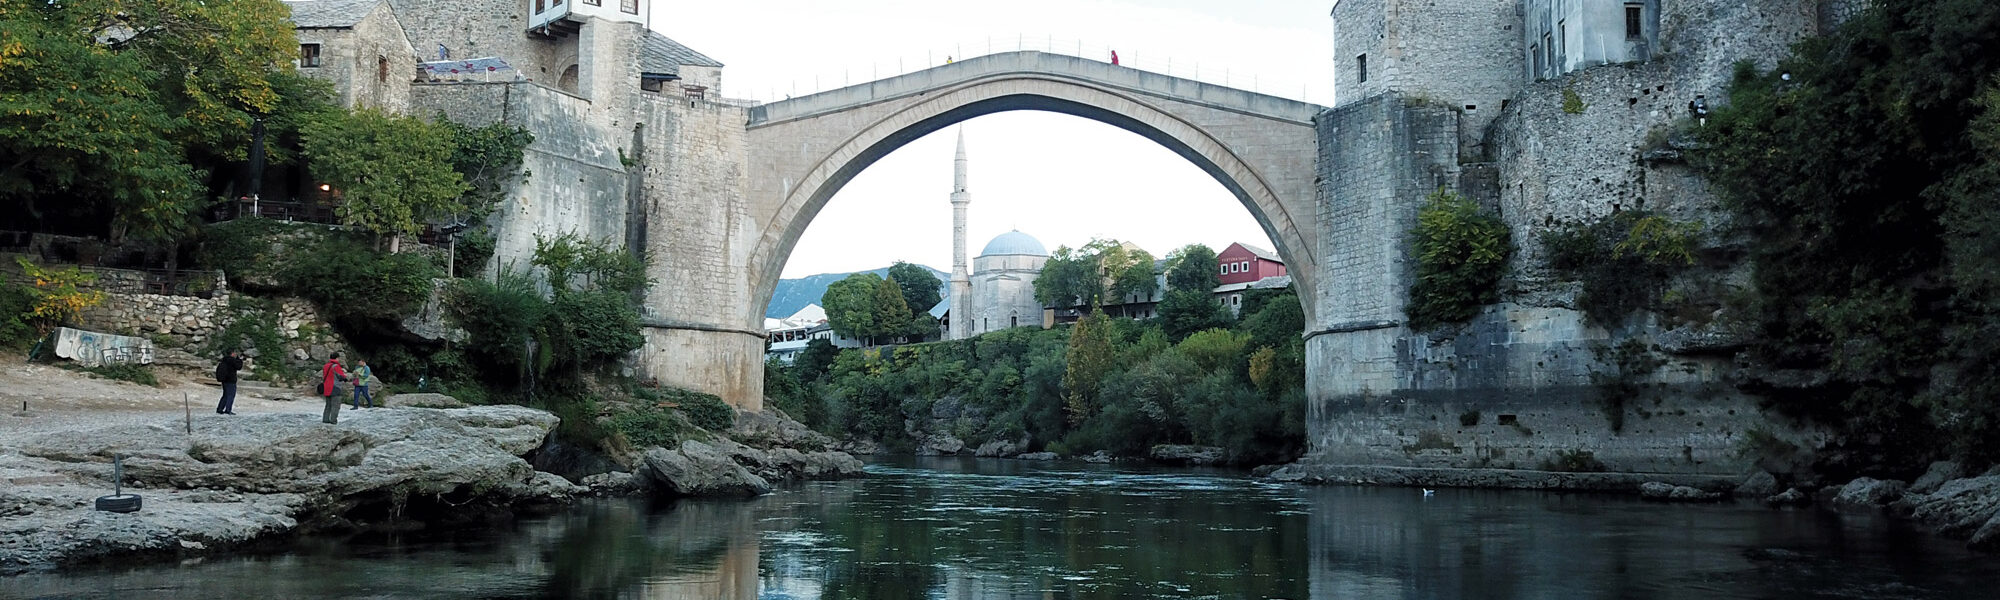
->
9;456;2000;599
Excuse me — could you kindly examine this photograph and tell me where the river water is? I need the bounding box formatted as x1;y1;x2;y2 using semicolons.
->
11;457;1999;599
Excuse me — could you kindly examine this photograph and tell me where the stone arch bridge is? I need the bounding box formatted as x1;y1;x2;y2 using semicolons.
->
640;51;1446;415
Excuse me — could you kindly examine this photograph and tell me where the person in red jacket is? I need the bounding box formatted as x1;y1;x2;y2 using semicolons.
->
320;352;350;424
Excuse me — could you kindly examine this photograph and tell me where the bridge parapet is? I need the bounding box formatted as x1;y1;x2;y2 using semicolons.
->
748;51;1322;128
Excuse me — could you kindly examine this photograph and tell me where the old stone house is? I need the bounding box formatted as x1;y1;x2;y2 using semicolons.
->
283;0;417;112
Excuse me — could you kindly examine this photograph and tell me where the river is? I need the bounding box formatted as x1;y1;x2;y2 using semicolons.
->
10;457;1998;599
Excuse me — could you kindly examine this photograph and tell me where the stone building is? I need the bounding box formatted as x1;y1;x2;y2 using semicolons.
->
1524;0;1660;80
962;230;1051;337
284;0;418;112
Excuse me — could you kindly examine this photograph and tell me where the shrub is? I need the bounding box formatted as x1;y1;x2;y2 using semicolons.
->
1561;86;1587;115
1408;188;1512;329
279;233;440;322
76;363;159;387
204;296;301;384
0;282;38;349
610;404;691;449
1541;211;1700;323
1541;449;1607;472
450;228;496;278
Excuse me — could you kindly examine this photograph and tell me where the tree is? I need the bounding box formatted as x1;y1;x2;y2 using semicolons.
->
441;118;534;221
1033;245;1100;308
871;275;915;343
1159;289;1232;342
301;108;470;247
0;0;305;243
886;261;943;314
823;271;927;344
1102;244;1158;303
1166;244;1222;292
1063;307;1116;424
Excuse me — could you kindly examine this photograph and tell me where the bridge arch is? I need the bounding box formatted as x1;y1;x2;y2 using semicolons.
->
743;52;1325;325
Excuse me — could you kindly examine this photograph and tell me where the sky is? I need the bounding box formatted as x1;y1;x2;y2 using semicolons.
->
650;1;1336;278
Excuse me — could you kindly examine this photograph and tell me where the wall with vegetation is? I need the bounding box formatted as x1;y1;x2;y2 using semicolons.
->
1303;0;1846;477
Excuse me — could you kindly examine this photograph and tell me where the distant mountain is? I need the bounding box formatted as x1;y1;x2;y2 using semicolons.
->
766;265;950;319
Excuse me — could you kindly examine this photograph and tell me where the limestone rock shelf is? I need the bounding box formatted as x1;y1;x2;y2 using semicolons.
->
0;406;578;574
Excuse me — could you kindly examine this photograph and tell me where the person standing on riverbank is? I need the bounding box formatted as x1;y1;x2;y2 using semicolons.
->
350;359;375;409
320;352;350;424
214;350;244;415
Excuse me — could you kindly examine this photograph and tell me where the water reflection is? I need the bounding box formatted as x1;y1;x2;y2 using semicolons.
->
10;458;2000;599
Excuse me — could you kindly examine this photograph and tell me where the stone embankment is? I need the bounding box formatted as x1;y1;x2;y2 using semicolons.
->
0;406;578;574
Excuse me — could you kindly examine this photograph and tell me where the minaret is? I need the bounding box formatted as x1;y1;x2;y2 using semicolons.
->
948;129;973;340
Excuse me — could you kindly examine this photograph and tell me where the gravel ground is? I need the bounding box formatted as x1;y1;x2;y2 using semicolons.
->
0;355;320;435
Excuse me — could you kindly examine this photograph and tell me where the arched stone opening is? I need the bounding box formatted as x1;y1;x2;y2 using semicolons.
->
747;84;1319;328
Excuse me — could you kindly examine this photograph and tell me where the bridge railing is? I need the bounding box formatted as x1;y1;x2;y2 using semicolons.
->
739;35;1325;107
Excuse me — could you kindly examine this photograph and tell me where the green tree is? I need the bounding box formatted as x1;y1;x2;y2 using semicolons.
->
1159;289;1231;341
0;0;304;243
886;261;943;314
301;108;470;246
872;275;916;343
1033;245;1101;308
1062;307;1116;424
1104;244;1158;303
441;118;534;220
1690;0;2000;464
1166;244;1222;291
822;273;883;341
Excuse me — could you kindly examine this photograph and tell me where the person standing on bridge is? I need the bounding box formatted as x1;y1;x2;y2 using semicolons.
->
1111;50;1120;65
320;352;350;424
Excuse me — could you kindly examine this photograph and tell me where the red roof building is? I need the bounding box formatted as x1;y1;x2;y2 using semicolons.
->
1216;242;1286;285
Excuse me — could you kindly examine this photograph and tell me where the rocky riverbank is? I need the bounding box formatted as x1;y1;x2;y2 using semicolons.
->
591;408;865;498
1268;460;2000;552
0;405;579;574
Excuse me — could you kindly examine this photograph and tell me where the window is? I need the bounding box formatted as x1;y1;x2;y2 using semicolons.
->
1530;44;1542;78
1011;316;1018;328
1626;4;1644;39
553;0;563;6
1219;264;1228;275
535;0;545;13
1542;34;1555;76
299;44;321;68
584;0;600;5
1356;54;1368;83
621;0;638;14
377;56;388;83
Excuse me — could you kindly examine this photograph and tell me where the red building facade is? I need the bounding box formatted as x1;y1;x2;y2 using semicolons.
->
1216;242;1287;285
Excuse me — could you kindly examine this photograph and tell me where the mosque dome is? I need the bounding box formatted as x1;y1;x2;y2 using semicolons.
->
979;230;1048;257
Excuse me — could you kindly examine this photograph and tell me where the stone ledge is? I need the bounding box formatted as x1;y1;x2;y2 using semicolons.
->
1271;463;1738;493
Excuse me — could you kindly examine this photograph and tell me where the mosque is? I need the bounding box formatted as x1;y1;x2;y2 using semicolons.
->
941;132;1050;340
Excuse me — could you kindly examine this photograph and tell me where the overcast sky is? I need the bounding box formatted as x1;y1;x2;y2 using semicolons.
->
653;1;1335;278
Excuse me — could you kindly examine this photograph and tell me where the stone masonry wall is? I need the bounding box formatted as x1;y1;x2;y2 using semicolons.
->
410;81;633;275
1304;0;1837;476
635;90;764;410
1333;0;1525;160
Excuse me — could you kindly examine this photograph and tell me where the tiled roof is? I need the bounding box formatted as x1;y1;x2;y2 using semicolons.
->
283;0;380;29
641;31;723;78
1237;242;1282;263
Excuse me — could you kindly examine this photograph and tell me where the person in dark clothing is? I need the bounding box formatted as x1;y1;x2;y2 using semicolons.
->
215;350;244;415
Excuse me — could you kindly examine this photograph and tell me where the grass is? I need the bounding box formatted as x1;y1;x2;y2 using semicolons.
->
73;363;161;387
